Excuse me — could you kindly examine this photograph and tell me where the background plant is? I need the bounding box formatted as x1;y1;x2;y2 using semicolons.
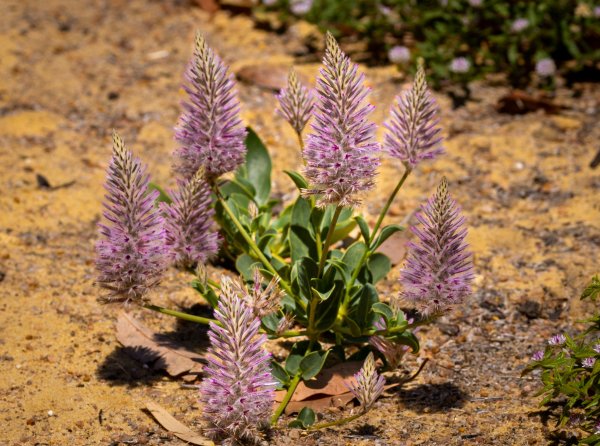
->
257;0;600;89
524;276;600;445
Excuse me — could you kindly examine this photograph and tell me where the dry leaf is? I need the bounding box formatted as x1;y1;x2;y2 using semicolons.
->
116;312;205;377
377;231;410;266
146;402;214;445
496;90;564;115
236;64;290;91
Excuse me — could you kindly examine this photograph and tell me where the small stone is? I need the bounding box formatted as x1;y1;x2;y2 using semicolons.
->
47;410;54;417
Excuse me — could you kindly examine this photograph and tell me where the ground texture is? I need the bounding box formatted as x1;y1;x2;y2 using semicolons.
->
1;1;600;445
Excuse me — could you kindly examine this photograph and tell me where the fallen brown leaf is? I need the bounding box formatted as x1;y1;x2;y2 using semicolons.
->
236;64;290;91
283;392;356;415
146;402;214;445
496;90;565;115
377;231;410;266
116;312;205;377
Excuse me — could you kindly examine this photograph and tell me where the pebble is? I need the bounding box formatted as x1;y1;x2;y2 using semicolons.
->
47;410;54;417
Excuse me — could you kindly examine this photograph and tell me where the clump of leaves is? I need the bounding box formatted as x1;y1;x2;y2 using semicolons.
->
524;275;600;445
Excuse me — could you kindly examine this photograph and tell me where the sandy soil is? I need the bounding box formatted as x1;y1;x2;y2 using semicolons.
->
1;1;600;445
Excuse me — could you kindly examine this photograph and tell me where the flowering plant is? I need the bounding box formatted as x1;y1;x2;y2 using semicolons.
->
524;276;600;445
96;32;473;443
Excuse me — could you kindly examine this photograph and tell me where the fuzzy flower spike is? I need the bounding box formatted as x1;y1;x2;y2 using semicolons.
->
303;32;380;207
95;131;167;304
174;33;247;180
384;63;443;170
200;277;276;444
346;352;385;412
400;178;473;316
161;168;219;268
277;68;314;137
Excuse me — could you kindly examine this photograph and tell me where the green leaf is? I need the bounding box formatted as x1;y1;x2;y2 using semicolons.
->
390;330;420;354
285;341;313;375
271;361;290;388
372;302;394;322
348;283;378;329
581;275;600;301
368;253;391;283
244;127;272;205
355;216;370;243
284;170;309;190
236;254;260;281
313;281;343;331
290;198;317;262
293;257;319;303
289;407;316;429
342;242;368;272
370;224;404;251
148;182;172;204
300;350;330;380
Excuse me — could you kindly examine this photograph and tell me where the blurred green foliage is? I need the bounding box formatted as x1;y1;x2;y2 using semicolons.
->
260;0;600;87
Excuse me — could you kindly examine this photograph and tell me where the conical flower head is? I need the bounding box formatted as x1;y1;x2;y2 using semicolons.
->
384;64;443;169
229;268;283;319
303;32;380;207
346;352;385;412
95;132;167;303
400;178;473;315
200;276;275;444
276;68;314;136
161;169;219;268
174;33;247;180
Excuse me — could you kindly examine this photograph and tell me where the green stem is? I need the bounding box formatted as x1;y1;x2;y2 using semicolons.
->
370;167;411;244
143;304;219;326
318;206;343;277
215;190;295;300
338;169;412;319
207;278;221;290
308;412;364;430
271;373;302;425
271;341;315;425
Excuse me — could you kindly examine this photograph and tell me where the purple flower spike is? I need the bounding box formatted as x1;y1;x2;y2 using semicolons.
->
400;178;473;316
593;343;600;354
276;68;314;137
96;131;167;304
200;277;275;443
582;357;596;369
303;32;380;207
531;350;544;361
548;334;566;346
384;64;443;170
346;352;385;412
174;33;247;180
161;169;219;268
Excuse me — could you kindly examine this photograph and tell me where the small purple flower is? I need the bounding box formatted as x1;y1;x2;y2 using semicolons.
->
96;132;167;304
548;334;566;346
388;46;411;64
582;357;596;368
161;169;219;268
384;64;444;169
511;18;529;33
468;0;482;6
531;350;544;361
593;342;600;354
303;32;380;207
276;68;314;136
346;352;385;412
400;178;473;316
595;419;600;434
200;277;276;443
536;58;556;78
174;34;247;181
290;0;312;14
449;57;470;74
595;6;600;18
